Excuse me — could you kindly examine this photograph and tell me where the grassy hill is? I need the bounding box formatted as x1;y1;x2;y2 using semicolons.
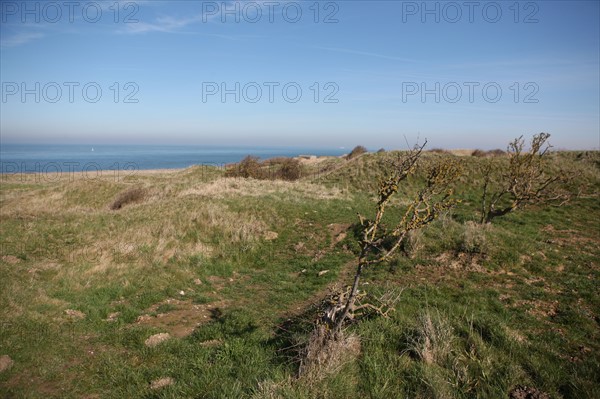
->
1;151;599;398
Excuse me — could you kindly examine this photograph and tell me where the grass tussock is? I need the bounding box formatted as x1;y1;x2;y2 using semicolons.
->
459;221;492;254
298;325;361;381
403;229;425;258
404;310;455;365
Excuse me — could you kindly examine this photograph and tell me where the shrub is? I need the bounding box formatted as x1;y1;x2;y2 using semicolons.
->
277;158;302;181
472;149;506;158
110;187;145;210
480;133;571;223
487;149;506;157
329;142;462;335
263;157;288;166
429;148;449;154
226;155;263;179
226;156;303;181
346;145;368;160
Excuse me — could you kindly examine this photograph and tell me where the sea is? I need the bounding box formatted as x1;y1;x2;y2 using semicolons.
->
0;144;348;174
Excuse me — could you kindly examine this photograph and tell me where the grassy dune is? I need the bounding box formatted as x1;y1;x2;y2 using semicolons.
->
1;151;599;398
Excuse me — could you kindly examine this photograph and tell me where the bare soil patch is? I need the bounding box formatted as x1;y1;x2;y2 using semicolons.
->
509;385;550;399
137;298;228;338
0;355;14;373
1;255;20;264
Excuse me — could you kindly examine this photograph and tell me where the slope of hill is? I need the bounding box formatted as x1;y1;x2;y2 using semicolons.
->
1;151;599;398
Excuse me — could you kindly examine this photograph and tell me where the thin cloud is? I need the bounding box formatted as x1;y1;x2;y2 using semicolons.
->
121;14;205;34
0;31;44;47
312;46;419;63
118;0;293;34
444;59;581;69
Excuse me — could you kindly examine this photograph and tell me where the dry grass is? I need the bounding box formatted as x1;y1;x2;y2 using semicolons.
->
460;221;492;254
0;172;271;303
199;202;267;243
180;177;348;200
447;149;475;157
404;310;455;365
404;229;425;258
298;325;361;381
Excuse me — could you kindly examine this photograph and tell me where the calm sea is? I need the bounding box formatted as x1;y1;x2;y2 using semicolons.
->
0;144;347;173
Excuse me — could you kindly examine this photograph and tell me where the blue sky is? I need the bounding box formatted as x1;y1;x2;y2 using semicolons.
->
1;0;598;149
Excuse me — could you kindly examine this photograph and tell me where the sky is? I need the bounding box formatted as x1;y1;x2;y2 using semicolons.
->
1;0;599;150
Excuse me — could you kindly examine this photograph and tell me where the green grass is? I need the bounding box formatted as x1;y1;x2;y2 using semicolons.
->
0;152;599;398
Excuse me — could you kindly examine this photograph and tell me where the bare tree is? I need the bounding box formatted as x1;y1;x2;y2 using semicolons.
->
326;143;462;336
480;133;570;224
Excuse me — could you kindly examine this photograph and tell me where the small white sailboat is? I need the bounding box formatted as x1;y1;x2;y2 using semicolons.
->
91;147;95;152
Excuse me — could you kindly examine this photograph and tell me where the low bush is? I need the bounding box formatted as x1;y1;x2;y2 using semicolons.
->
226;156;303;181
346;145;368;160
277;158;302;181
472;149;506;157
110;187;145;210
487;149;506;157
226;155;264;179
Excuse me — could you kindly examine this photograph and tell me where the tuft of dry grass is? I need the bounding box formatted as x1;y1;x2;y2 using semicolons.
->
460;221;491;254
404;310;455;365
150;377;174;390
404;229;424;258
298;325;361;381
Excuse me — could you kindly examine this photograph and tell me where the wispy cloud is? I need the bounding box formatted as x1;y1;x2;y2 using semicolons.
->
118;0;236;34
118;0;292;35
311;46;419;63
121;14;205;34
444;59;582;70
0;31;44;48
